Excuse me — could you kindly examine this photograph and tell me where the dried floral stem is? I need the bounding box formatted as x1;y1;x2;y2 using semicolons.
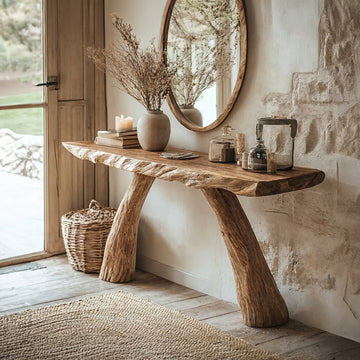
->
88;15;175;111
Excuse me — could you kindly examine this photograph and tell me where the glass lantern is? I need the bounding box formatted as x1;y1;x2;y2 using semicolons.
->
257;118;298;170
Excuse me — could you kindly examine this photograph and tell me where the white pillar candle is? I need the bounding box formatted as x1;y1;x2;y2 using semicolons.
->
267;152;277;174
115;115;133;131
235;133;245;163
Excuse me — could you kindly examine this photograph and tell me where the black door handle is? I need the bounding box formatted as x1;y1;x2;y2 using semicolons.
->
35;81;58;87
34;76;59;90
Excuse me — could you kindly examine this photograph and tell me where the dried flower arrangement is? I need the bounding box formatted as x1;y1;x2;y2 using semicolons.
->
168;0;240;107
88;15;176;111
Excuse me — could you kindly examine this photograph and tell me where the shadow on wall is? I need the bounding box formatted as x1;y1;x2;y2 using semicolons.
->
253;0;360;324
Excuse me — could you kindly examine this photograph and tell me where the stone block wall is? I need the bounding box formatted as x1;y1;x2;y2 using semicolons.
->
260;0;360;339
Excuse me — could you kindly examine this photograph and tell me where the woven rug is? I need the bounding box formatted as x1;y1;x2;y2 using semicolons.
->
0;291;281;359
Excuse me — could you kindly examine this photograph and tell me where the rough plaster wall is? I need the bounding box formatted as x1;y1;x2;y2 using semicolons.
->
261;0;360;341
105;0;360;342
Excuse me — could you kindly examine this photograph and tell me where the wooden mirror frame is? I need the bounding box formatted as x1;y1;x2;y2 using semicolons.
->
160;0;247;132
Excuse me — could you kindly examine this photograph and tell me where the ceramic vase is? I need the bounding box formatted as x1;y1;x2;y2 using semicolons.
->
137;110;170;151
180;105;203;127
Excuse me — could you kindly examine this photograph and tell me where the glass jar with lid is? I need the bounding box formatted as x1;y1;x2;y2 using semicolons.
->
257;117;298;170
208;125;236;163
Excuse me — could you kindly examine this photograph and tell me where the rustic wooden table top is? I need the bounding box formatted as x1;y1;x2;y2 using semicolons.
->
63;141;325;197
63;141;326;326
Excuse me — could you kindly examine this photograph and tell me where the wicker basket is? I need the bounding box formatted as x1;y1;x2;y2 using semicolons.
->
61;200;117;273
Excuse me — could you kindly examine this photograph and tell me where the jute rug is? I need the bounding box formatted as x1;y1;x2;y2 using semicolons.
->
0;291;281;359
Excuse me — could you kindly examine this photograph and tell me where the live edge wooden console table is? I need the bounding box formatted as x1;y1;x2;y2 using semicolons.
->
63;141;325;328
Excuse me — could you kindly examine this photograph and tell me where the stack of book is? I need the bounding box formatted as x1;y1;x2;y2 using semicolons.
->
94;129;140;149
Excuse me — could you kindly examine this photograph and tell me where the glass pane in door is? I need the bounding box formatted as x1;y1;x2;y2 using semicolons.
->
0;0;43;106
0;0;44;260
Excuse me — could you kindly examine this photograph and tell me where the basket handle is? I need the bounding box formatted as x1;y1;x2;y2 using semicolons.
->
89;200;102;210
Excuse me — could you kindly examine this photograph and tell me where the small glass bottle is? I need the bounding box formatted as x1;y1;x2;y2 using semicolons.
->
209;125;235;163
248;124;268;171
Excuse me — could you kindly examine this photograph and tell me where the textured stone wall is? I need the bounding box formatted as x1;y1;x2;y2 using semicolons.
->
259;0;360;337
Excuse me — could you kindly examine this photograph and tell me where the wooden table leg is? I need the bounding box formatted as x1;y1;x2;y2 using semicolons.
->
202;187;289;327
99;173;155;283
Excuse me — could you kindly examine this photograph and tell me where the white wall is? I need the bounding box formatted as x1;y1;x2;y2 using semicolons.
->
105;0;360;342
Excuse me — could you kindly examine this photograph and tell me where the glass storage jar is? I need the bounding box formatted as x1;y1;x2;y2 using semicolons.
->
257;117;298;170
209;125;235;163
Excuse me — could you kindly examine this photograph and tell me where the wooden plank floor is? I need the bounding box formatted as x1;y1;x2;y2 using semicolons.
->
0;255;359;360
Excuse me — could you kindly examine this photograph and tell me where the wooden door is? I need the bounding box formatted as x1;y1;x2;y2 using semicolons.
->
45;0;108;254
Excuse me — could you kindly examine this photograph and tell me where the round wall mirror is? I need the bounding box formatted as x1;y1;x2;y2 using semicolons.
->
160;0;247;132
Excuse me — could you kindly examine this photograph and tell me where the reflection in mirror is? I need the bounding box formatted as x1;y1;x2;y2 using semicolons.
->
161;0;247;132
